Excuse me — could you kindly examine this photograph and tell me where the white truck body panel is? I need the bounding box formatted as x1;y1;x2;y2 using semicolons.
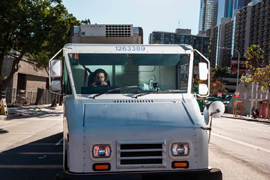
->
51;44;220;179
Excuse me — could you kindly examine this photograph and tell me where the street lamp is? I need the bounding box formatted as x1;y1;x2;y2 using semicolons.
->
219;47;240;116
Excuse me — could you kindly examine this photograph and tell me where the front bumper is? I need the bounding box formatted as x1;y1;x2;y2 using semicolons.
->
55;168;222;180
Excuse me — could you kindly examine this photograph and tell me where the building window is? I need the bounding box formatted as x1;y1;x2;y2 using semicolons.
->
195;44;200;48
204;41;209;45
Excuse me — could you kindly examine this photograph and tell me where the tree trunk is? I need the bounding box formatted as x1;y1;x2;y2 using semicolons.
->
0;53;5;99
2;54;23;92
250;57;258;75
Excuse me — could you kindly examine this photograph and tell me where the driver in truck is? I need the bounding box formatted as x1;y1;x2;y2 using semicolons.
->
90;69;109;87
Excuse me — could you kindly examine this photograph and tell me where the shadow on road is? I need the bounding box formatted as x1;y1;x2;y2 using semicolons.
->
0;133;63;180
0;129;8;134
7;106;63;120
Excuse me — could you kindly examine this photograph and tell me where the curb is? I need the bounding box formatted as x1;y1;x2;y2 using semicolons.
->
221;114;270;124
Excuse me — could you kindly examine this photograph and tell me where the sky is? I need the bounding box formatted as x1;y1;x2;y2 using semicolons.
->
62;0;201;44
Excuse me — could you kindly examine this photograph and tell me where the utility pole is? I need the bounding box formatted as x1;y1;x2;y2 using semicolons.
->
219;47;240;117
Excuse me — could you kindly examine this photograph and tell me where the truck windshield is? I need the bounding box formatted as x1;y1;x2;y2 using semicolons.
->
66;53;190;95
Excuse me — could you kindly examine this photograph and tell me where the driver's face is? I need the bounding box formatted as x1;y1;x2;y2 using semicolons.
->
94;73;105;83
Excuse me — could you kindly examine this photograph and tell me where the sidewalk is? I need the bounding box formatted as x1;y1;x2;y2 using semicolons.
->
222;113;270;124
0;104;63;120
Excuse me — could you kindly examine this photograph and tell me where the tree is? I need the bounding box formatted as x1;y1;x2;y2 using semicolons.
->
241;65;270;92
194;71;227;96
209;71;227;96
29;17;90;74
80;19;91;25
213;65;229;79
0;0;80;91
244;44;264;74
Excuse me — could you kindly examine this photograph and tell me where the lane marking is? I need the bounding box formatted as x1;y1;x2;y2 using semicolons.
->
213;120;270;134
212;133;270;154
0;121;28;128
55;138;63;145
0;118;62;129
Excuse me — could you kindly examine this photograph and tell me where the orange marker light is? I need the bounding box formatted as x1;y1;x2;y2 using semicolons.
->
172;161;189;168
93;163;110;171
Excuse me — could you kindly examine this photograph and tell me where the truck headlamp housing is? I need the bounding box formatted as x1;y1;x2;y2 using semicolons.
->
93;144;111;158
171;143;189;156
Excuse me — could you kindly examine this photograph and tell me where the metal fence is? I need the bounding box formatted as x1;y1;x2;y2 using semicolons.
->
5;87;52;106
35;88;54;105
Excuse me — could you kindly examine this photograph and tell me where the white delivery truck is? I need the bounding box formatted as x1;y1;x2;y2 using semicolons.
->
49;44;224;180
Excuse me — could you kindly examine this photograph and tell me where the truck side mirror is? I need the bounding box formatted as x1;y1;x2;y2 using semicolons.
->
198;84;208;95
50;60;62;78
208;101;225;118
49;60;62;93
198;62;208;80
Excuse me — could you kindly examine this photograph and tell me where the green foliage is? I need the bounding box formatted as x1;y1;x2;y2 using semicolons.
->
80;19;91;24
241;65;270;92
212;65;229;79
0;0;80;89
27;1;80;73
194;71;227;96
244;44;264;74
241;45;269;92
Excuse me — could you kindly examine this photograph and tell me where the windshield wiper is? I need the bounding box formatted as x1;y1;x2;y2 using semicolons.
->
135;89;186;99
91;85;143;99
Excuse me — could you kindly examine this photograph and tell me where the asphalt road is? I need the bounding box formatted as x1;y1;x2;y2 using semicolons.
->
0;106;270;180
0;105;63;180
209;116;270;180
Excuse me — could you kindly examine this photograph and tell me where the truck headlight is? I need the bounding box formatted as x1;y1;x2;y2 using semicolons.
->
171;143;189;156
93;144;111;158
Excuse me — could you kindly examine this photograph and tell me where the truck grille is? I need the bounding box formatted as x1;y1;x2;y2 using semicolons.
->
117;140;166;169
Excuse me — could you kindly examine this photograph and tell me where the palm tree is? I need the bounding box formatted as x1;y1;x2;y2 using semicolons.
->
213;65;229;79
244;45;264;74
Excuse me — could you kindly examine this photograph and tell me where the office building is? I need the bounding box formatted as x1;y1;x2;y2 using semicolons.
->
223;19;234;67
199;0;261;34
206;18;233;67
149;29;211;67
234;0;269;64
206;0;265;68
206;27;219;68
198;0;219;33
217;0;234;25
205;0;270;94
234;0;261;10
217;0;260;25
